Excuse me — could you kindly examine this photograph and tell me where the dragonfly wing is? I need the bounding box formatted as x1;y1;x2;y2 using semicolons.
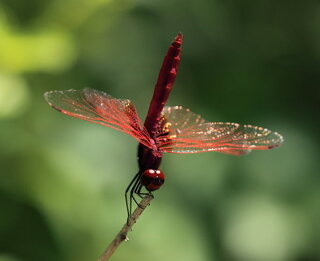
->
156;106;283;154
44;88;153;148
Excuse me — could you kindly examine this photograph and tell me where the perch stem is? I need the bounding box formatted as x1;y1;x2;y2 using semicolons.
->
97;194;154;261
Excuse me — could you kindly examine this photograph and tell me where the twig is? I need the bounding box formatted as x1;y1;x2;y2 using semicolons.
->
97;194;154;261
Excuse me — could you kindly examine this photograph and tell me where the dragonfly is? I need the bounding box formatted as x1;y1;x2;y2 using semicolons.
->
44;33;283;218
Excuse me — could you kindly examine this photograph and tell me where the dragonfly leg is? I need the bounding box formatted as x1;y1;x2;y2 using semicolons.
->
134;183;143;198
130;175;142;207
136;183;153;198
125;172;141;221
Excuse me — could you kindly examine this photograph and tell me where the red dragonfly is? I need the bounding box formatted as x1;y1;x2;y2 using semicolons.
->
44;33;283;217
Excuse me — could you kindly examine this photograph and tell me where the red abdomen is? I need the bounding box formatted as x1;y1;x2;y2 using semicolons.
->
143;33;183;138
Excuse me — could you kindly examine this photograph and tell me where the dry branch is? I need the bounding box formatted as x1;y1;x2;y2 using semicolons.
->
97;194;154;261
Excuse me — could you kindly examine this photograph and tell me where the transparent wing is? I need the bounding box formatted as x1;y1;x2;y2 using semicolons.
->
155;106;284;154
44;88;153;148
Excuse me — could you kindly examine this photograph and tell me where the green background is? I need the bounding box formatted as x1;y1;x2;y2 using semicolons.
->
0;0;319;261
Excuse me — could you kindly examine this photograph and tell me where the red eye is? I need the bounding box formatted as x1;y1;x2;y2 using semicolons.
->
140;169;165;191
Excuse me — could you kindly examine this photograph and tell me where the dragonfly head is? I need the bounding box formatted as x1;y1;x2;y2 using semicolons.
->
141;169;165;191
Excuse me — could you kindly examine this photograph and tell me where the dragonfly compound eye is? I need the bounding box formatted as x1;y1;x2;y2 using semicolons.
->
141;169;165;191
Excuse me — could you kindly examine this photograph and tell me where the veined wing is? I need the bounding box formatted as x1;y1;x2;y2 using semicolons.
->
155;106;283;155
44;88;153;148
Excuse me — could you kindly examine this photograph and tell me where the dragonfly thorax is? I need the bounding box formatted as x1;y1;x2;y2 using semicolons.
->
141;169;165;191
138;143;162;170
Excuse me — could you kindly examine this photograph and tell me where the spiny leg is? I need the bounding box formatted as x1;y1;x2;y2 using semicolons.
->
129;174;143;207
126;175;143;225
134;183;143;198
136;184;153;197
134;181;153;200
125;172;140;220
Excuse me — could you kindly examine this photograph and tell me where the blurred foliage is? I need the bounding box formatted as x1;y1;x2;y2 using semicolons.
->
0;0;319;261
